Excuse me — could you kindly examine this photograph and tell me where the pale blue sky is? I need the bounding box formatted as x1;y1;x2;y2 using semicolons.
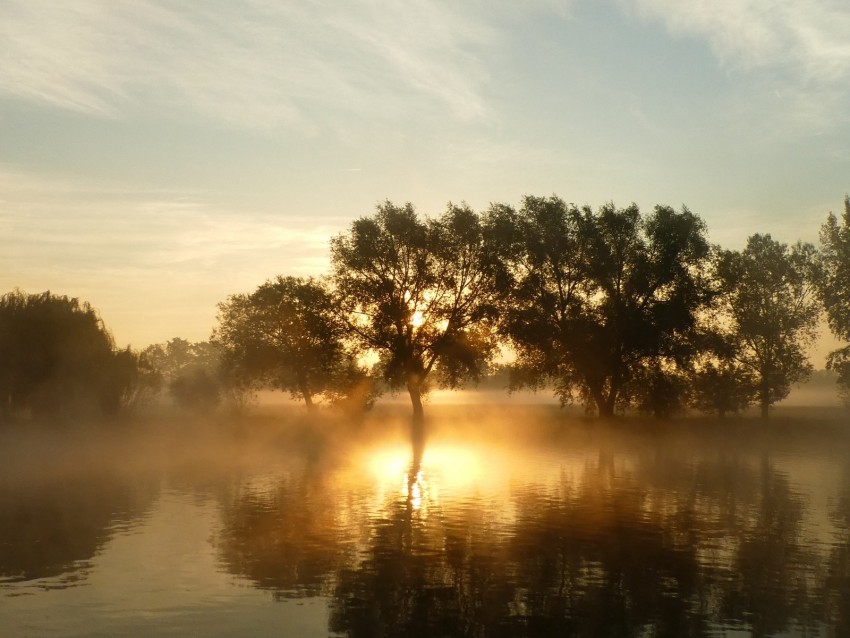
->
1;0;848;355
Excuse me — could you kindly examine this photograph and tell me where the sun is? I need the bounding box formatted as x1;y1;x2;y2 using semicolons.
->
411;310;424;327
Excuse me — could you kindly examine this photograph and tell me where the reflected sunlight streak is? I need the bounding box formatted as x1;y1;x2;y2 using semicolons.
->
363;443;485;509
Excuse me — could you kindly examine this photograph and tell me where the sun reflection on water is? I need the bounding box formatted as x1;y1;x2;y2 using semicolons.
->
365;443;483;492
360;441;491;519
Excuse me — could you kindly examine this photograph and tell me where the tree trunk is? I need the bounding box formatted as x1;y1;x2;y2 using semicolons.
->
407;376;425;448
759;383;770;419
301;385;315;411
590;385;613;420
596;389;617;420
597;400;615;419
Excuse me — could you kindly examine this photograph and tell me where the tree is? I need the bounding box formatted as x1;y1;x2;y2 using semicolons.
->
493;197;712;418
687;325;758;418
816;197;850;406
691;360;757;418
0;290;141;421
142;338;226;412
715;235;819;418
214;276;362;410
330;201;502;424
103;347;161;414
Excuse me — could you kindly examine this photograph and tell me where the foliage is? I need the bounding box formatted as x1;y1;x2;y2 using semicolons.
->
816;197;850;404
142;338;229;412
330;201;503;418
691;360;758;418
0;290;144;420
826;347;850;408
214;276;365;409
686;323;758;417
105;348;162;413
714;235;819;418
493;197;712;417
633;368;691;419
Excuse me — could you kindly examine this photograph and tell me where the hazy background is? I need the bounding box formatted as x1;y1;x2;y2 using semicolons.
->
1;0;848;357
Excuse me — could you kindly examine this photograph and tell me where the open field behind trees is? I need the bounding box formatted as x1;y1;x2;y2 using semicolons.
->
2;195;849;424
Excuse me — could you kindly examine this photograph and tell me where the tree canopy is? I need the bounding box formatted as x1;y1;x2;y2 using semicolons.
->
493;197;712;417
330;201;503;421
214;276;365;409
141;338;227;412
714;235;819;418
816;197;850;405
7;193;848;424
0;290;141;421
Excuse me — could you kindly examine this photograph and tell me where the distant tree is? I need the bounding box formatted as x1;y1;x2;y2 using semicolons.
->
0;290;141;421
691;360;758;419
103;348;162;414
142;337;196;379
214;276;365;410
715;235;819;418
633;368;691;419
826;350;850;407
330;201;503;424
142;338;227;412
687;325;758;418
815;197;850;406
492;197;712;418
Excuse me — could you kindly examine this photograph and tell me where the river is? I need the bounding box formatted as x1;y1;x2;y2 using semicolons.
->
2;405;849;637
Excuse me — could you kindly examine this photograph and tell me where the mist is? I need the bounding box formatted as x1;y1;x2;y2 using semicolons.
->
3;196;850;636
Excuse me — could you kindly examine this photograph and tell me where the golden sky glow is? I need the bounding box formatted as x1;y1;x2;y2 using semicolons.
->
1;0;848;360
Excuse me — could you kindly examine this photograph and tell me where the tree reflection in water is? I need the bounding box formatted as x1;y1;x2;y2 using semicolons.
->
218;467;353;599
0;470;158;586
218;431;846;637
823;469;850;636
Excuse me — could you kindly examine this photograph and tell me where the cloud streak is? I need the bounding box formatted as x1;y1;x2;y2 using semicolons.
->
0;0;517;128
625;0;850;75
0;166;347;343
0;171;339;275
624;0;850;129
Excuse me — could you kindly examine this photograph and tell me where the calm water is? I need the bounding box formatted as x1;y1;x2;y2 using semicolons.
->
2;406;850;637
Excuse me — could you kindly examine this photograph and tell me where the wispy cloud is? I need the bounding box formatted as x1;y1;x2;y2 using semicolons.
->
625;0;850;74
0;167;339;274
0;166;346;343
0;0;555;128
623;0;850;129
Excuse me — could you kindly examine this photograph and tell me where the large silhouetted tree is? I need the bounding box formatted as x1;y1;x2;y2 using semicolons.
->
493;197;711;418
214;276;364;410
715;235;819;418
816;197;850;406
330;202;502;424
0;290;141;420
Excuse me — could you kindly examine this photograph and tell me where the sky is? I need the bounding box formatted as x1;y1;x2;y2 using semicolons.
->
1;0;848;358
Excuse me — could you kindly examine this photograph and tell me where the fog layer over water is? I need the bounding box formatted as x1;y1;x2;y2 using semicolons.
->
2;406;849;637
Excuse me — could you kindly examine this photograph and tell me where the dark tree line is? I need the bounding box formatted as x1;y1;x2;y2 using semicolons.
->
0;290;147;422
2;195;847;423
215;195;848;420
209;196;848;420
0;294;243;423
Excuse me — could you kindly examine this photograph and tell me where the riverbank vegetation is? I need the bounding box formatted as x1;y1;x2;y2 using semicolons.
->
2;196;848;424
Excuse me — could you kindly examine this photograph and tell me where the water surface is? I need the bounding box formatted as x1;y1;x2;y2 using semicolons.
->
2;406;849;637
